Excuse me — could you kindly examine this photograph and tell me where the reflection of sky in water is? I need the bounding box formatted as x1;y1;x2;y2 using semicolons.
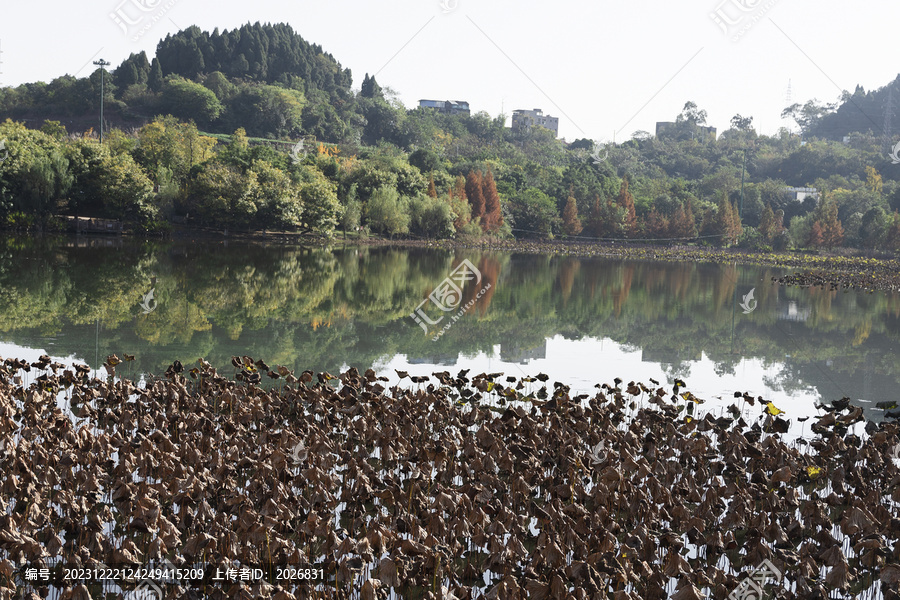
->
376;334;839;441
0;332;871;445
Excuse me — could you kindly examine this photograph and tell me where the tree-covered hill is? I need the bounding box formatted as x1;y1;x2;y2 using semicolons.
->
2;23;900;253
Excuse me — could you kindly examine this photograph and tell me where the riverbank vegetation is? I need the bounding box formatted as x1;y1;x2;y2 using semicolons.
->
2;24;900;252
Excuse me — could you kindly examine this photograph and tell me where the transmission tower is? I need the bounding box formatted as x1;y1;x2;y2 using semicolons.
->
782;79;793;133
883;85;894;155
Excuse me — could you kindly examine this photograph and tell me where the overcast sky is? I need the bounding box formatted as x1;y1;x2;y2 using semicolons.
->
1;0;895;142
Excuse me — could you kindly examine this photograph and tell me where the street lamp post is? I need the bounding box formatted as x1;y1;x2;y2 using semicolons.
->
93;59;111;143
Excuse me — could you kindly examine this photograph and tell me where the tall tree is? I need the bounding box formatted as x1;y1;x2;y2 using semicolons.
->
818;195;844;248
616;179;637;238
645;208;669;239
671;201;696;238
808;221;824;247
759;203;777;244
148;58;164;92
426;174;438;198
360;73;382;99
562;193;583;236
466;170;486;223
481;169;503;232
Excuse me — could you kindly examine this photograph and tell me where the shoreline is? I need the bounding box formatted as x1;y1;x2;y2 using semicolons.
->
11;227;900;292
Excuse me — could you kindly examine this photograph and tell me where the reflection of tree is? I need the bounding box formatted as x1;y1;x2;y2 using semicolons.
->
0;238;899;405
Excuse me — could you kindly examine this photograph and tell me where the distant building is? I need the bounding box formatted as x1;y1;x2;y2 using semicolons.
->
655;121;717;141
499;340;547;364
511;108;559;137
784;187;819;202
418;99;470;116
777;300;810;322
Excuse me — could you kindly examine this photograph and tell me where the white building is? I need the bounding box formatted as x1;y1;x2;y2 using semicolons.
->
511;108;559;137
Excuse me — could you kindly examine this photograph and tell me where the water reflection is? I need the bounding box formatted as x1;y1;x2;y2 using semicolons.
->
1;236;898;419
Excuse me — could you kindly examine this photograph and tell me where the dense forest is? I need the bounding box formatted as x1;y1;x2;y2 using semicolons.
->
2;23;900;250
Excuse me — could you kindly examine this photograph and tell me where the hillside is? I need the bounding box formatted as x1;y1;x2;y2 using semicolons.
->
1;23;900;252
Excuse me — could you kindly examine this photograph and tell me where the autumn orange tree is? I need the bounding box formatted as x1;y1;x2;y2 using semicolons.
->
481;169;503;233
758;203;778;244
615;179;638;238
669;201;697;239
562;191;583;236
817;195;844;248
465;170;486;224
645;208;669;239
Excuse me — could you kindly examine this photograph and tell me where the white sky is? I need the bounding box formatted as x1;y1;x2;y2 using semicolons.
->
0;0;895;142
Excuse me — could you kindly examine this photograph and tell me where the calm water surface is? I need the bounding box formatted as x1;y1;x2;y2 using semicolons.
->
2;235;899;427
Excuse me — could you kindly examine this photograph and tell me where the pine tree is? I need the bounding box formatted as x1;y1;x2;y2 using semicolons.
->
808;221;824;247
466;170;486;223
646;208;669;239
149;58;164;92
447;176;470;231
562;195;583;236
360;73;382;98
759;203;776;244
713;193;736;246
819;196;844;248
671;202;696;239
616;179;637;238
481;169;503;232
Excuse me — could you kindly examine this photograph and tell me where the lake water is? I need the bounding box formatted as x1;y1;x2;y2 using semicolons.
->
2;235;899;429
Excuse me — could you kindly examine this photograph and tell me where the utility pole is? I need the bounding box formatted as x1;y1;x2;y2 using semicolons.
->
93;59;111;143
883;85;894;156
739;148;746;219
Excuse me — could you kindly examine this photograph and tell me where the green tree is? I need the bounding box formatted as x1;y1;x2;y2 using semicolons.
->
509;188;559;238
365;187;409;237
159;76;224;126
341;184;361;237
409;194;454;238
297;167;342;235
